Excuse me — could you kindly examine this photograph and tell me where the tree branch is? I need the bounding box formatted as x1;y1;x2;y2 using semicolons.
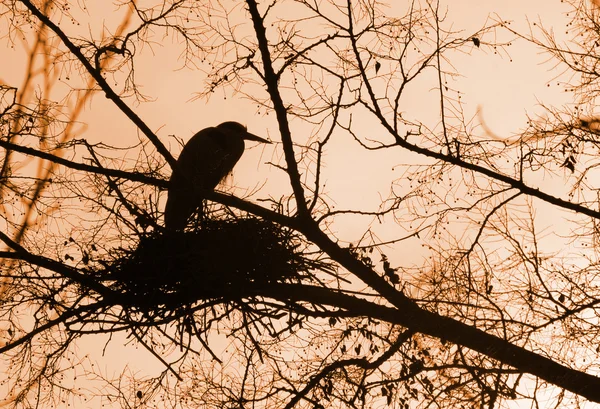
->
17;0;178;170
245;0;309;219
268;283;600;402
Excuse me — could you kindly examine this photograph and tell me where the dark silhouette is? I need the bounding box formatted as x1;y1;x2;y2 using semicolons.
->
164;122;270;229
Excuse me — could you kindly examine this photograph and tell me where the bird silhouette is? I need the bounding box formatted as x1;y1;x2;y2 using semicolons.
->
164;121;270;230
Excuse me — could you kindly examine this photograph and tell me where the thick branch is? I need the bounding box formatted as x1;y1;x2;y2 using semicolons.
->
270;283;600;402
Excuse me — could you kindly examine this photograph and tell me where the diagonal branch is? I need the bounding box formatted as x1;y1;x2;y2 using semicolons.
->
17;0;178;170
0;138;168;188
0;232;117;299
267;283;600;403
245;0;309;219
389;134;600;220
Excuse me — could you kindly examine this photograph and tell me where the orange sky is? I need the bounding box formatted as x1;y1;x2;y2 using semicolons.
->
0;1;582;407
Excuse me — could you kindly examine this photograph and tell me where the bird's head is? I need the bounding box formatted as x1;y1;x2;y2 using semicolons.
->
217;121;271;144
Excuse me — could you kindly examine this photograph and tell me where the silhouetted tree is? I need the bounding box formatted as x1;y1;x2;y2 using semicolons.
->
2;1;600;408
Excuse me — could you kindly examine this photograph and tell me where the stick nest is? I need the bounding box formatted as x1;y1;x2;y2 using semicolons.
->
103;217;329;310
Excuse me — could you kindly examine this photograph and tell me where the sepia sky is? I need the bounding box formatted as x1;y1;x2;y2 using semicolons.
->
0;0;584;407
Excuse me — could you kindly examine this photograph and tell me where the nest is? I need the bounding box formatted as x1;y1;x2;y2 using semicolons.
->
103;217;329;310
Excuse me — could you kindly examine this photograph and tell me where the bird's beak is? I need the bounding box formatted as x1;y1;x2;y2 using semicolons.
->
244;132;271;144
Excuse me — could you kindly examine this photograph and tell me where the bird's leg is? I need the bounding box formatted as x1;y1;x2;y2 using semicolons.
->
200;199;210;228
191;199;207;230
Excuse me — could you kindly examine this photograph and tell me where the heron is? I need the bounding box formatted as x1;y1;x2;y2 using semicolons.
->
164;121;270;230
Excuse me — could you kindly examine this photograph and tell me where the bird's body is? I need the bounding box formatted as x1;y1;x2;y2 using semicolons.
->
164;122;269;230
